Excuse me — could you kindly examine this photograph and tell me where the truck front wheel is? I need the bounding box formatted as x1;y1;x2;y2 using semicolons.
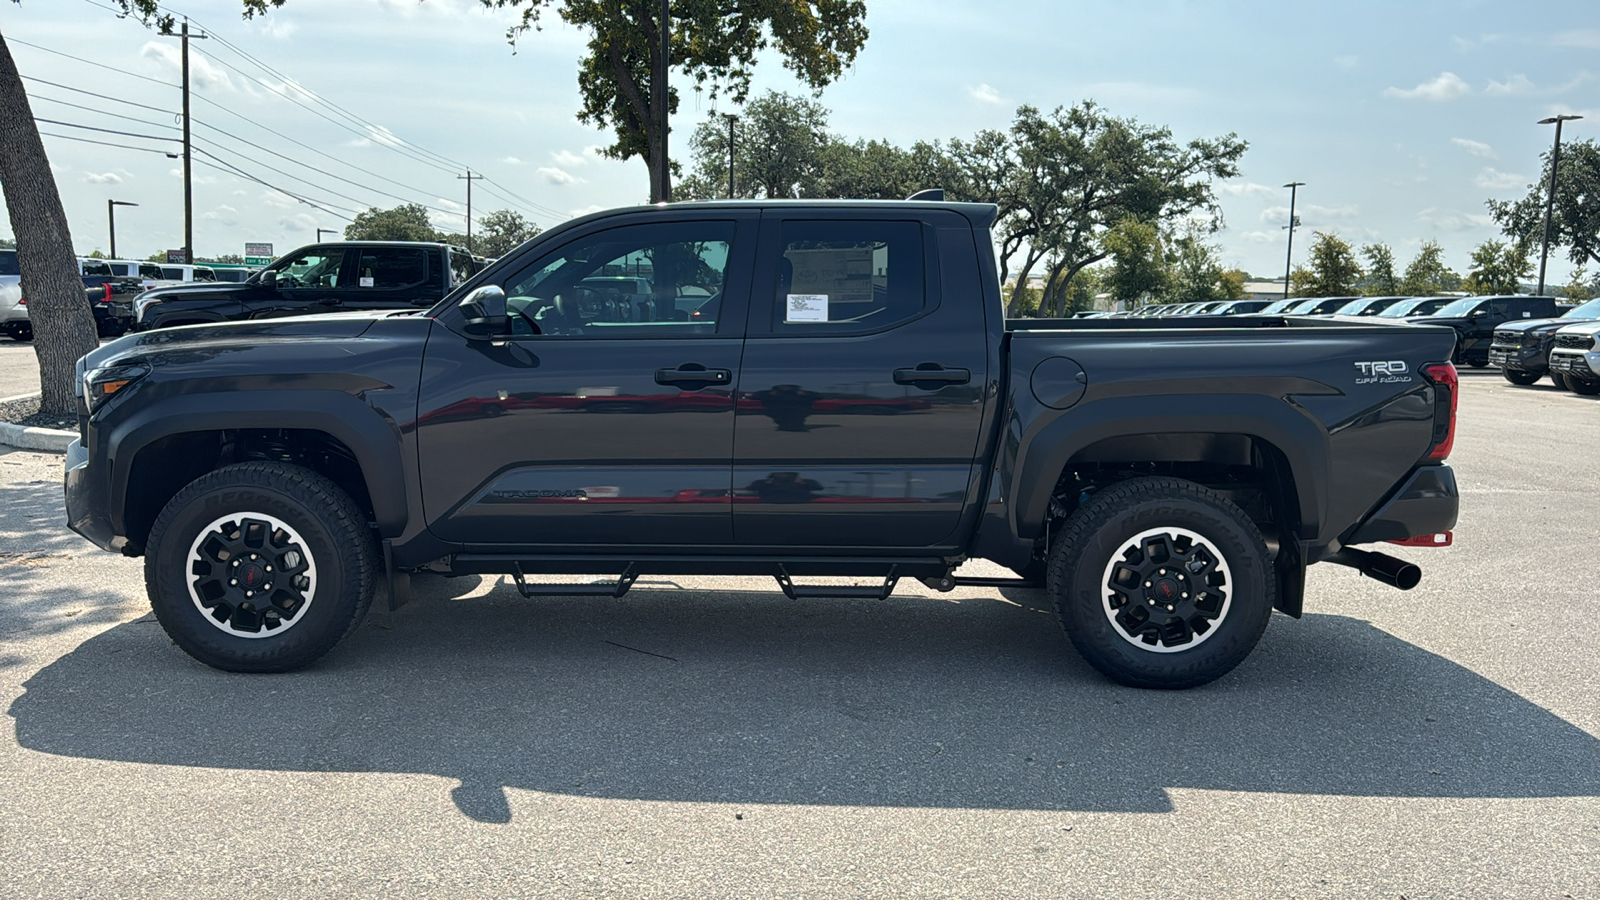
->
1501;369;1541;386
143;462;377;672
1047;477;1274;689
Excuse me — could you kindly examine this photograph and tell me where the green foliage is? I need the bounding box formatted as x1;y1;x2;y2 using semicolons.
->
1487;138;1600;269
1359;243;1398;295
440;210;543;258
980;102;1247;314
1006;282;1041;317
197;253;244;264
1399;240;1461;296
1464;239;1531;294
1218;268;1248;302
1288;264;1313;297
345;204;437;243
1561;266;1595;302
1103;218;1168;305
1296;231;1362;297
1166;226;1228;306
680;91;830;199
86;248;105;259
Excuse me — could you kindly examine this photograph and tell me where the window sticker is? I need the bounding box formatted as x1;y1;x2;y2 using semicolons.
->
360;276;375;288
786;293;829;323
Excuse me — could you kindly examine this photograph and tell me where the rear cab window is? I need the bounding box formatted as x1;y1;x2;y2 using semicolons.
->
766;220;931;334
354;248;428;289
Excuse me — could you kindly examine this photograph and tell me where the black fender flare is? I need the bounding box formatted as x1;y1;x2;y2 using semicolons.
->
1008;393;1329;541
105;389;407;537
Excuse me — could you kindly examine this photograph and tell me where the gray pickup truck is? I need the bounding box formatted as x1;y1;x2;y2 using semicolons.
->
65;199;1460;688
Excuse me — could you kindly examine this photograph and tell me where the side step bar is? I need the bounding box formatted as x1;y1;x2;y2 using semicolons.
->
510;562;639;599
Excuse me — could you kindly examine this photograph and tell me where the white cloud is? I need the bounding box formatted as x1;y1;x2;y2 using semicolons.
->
569;204;605;218
502;156;524;165
968;83;1003;105
1485;74;1536;96
83;171;123;185
1238;231;1280;244
1451;137;1496;158
537;166;584;186
550;149;589;168
1416;208;1494;231
1474;168;1526;190
257;18;299;39
139;42;233;91
1384;72;1471;101
202;204;240;226
1333;55;1359;69
1259;204;1357;224
1553;29;1600;49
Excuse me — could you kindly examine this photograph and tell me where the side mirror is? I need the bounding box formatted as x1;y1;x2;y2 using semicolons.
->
1468;308;1487;319
258;270;277;289
459;284;509;337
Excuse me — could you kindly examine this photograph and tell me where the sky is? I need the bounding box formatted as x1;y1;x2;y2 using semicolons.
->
1;0;1595;283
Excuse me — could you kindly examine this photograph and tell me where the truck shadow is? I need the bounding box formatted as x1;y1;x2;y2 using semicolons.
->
10;576;1599;824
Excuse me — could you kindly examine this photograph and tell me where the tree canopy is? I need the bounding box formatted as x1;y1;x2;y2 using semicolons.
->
1359;243;1398;296
1289;232;1361;297
1399;240;1461;296
1463;239;1530;295
1487;138;1600;269
348;204;539;256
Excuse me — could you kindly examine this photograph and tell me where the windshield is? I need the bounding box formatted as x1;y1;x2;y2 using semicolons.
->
1333;299;1372;315
1563;299;1600;318
1433;297;1484;318
1379;297;1450;317
1259;298;1298;314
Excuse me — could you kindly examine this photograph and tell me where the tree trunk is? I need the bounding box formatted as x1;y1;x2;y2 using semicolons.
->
0;30;99;417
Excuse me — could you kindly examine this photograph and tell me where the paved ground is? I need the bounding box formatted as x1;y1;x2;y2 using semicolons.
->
0;339;42;398
1;367;1598;898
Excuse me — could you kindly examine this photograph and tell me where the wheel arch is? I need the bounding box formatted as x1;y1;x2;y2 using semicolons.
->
109;390;406;552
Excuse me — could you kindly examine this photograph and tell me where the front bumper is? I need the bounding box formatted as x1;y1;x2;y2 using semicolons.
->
64;438;121;552
1549;351;1600;380
1346;464;1459;545
1488;346;1543;372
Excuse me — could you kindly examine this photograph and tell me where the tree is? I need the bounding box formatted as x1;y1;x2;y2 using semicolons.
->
344;204;438;242
1295;231;1362;297
1487;138;1600;269
1561;266;1594;302
440;209;542;258
1166;226;1227;307
1218;268;1248;302
1400;240;1460;296
1359;243;1398;295
1103;218;1168;306
199;253;245;264
0;29;99;416
0;237;14;249
1464;239;1531;295
974;103;1246;314
680;91;830;200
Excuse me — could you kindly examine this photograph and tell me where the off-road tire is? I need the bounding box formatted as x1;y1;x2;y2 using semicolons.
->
1047;477;1274;689
4;322;32;342
1569;376;1600;396
1502;368;1541;386
1551;372;1570;391
144;462;377;672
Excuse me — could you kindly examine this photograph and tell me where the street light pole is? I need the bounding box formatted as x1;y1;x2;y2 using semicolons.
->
108;199;137;260
1536;115;1583;296
316;228;336;242
722;113;738;198
1282;181;1304;299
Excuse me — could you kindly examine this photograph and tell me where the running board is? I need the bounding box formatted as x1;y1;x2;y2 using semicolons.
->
510;562;639;599
775;565;900;600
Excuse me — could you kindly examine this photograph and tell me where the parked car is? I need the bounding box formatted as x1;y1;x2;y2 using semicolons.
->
1205;300;1270;315
158;264;218;283
133;241;481;330
1488;298;1600;386
1329;296;1408;318
1406;295;1562;368
0;248;22;341
1376;296;1456;320
1546;321;1600;394
5;284;135;341
103;259;178;292
1254;297;1303;315
67;198;1460;689
1286;296;1360;316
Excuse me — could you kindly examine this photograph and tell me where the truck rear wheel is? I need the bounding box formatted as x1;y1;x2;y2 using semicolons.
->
1046;477;1274;689
144;462;377;672
1501;369;1541;386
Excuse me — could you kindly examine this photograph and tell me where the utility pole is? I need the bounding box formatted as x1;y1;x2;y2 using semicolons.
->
108;200;137;260
1536;115;1583;296
722;113;738;198
1282;181;1304;300
653;0;670;202
457;170;483;252
172;19;206;265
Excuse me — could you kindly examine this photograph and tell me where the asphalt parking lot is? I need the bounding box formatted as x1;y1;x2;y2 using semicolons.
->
1;363;1597;897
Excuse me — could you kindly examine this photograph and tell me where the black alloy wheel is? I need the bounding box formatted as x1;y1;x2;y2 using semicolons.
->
1047;477;1274;689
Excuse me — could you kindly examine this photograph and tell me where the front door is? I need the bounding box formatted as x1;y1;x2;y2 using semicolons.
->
731;211;992;550
258;247;353;319
417;212;755;547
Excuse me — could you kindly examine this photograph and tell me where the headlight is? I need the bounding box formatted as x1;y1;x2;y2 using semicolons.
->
81;361;150;412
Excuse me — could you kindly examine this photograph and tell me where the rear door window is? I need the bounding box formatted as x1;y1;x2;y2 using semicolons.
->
766;220;930;334
354;248;428;289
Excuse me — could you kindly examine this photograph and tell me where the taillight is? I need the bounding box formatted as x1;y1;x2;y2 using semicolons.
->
17;297;25;305
1421;361;1457;460
100;283;113;302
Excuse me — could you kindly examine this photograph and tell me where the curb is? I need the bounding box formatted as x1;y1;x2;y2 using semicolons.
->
0;392;75;453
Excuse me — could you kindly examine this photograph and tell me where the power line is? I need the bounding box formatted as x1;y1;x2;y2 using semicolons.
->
8;36;179;89
192;141;407;220
30;92;180;132
39;130;178;156
34;117;179;143
190;156;354;221
21;75;175;115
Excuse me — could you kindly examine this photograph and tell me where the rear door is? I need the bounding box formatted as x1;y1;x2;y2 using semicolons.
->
730;209;992;550
417;210;756;547
344;246;440;311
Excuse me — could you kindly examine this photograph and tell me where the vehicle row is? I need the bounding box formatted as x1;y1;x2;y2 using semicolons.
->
1488;297;1600;394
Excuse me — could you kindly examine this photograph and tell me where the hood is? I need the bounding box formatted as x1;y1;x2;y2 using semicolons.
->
136;282;256;304
1404;316;1469;328
1497;316;1594;335
85;310;401;369
1552;320;1600;339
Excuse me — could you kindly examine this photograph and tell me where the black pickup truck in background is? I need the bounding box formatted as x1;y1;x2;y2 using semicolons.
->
1407;294;1563;367
65;200;1461;689
1488;298;1600;386
132;241;480;330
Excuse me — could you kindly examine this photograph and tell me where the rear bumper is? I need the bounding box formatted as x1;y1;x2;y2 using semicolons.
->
1345;464;1458;545
64;438;121;552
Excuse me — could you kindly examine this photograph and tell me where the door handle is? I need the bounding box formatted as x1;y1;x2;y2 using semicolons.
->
893;364;971;387
655;364;732;386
